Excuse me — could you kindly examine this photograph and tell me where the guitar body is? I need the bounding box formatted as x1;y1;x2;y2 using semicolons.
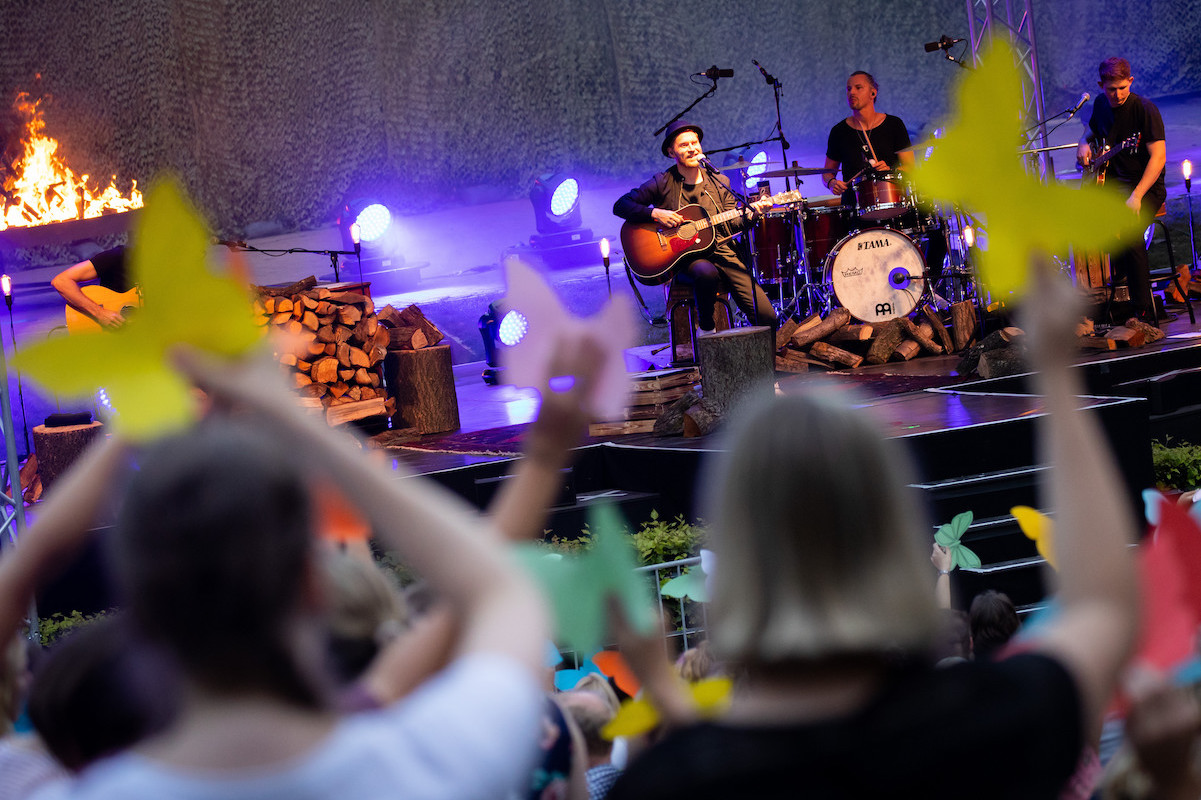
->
621;204;716;285
620;189;803;285
65;285;142;334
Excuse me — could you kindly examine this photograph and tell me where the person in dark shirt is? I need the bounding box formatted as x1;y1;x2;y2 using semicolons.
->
1076;57;1167;321
821;71;914;196
613;121;777;332
51;246;133;329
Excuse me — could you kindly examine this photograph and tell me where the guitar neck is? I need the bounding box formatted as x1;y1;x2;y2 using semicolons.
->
690;192;793;232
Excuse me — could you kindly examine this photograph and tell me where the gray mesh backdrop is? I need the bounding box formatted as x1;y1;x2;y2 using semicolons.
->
1;0;1197;234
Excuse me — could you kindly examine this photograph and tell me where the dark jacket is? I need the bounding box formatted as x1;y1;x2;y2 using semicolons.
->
613;165;749;237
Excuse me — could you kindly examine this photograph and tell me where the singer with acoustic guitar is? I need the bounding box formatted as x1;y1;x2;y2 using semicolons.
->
1076;57;1167;322
52;245;141;332
614;120;777;333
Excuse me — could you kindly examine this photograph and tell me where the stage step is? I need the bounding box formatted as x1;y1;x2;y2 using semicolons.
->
911;465;1047;523
950;554;1048;610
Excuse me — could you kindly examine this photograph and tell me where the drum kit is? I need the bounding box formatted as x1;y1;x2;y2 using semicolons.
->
732;162;978;323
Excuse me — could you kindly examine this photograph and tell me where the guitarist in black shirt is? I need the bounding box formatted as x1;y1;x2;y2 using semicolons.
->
1077;57;1167;321
614;121;777;332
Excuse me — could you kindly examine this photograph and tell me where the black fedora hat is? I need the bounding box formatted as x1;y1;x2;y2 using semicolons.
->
661;120;704;157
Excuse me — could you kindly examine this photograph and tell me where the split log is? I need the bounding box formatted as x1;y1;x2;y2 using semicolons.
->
774;318;800;351
653;390;701;437
327;291;372;308
33;421;104;491
326;397;388;426
864;319;905;365
891;339;921;362
1124;317;1166;345
1080;336;1118;351
389;326;428;350
791;308;851;349
337;305;363;327
774;349;812;373
1076;318;1096;338
312;357;340;384
683;398;724;438
257;276;318;297
696;326;774;415
899;318;943;355
1105;325;1147;348
397;304;445;347
950;301;977;351
921;305;954;353
809;341;864;368
828;324;874;344
385;344;460;434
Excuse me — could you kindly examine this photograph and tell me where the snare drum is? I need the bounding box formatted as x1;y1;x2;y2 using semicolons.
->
823;227;926;322
850;171;912;221
801;197;851;276
751;209;800;283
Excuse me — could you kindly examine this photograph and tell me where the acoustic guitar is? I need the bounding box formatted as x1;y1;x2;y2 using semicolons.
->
64;285;142;334
621;190;802;285
1071;133;1143;292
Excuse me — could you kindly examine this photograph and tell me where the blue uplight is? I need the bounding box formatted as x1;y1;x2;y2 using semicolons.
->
549;179;579;218
497;309;529;346
355;203;392;243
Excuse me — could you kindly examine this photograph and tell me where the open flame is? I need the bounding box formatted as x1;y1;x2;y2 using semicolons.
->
1;92;143;231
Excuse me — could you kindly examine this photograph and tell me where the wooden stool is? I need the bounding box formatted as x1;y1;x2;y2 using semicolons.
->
664;277;734;366
1145;204;1196;325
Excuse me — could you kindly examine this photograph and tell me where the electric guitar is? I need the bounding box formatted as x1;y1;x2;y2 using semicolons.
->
621;190;803;285
1082;133;1141;187
64;285;142;334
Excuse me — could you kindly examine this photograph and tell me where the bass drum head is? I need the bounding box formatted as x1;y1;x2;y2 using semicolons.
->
824;228;926;322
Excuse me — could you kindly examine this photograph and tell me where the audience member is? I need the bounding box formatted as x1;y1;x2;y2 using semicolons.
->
0;331;606;799
970;589;1021;661
676;641;719;683
606;262;1140;799
26;615;174;772
559;690;621;800
934;609;972;666
0;633;67;800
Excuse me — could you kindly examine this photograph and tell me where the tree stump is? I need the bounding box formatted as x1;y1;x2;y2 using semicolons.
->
33;421;103;491
697;326;774;415
385;344;460;434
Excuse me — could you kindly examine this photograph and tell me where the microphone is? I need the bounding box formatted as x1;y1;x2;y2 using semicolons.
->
1067;92;1090;116
701;65;734;81
924;35;964;52
698;155;720;174
752;59;777;86
212;237;248;248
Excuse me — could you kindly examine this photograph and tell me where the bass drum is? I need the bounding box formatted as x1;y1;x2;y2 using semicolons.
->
824;228;927;322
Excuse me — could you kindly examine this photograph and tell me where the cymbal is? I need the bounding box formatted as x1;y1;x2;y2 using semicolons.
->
897;138;940;155
758;166;828;178
717;158;780;173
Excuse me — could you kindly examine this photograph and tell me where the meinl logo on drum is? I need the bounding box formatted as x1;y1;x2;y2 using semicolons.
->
857;237;891;251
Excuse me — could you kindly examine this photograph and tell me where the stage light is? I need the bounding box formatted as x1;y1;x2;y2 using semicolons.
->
1185;159;1193;191
354;203;391;243
477;299;532;384
744;151;769;189
962;226;975;248
530;173;582;234
497;309;529;346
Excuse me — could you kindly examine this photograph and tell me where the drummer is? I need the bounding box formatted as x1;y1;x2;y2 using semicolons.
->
821;71;914;196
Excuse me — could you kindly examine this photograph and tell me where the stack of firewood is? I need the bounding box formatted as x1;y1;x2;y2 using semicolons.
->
376;303;445;351
774;301;976;373
254;278;393;425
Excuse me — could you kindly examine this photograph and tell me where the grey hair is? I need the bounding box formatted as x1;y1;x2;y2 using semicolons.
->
701;386;938;665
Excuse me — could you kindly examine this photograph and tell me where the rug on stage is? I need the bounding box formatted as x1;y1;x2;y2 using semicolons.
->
377;422;534;457
784;372;965;397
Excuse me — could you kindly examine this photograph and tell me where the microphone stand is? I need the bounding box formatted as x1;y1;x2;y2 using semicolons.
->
653;77;719;137
223;242;359;283
753;61;791;192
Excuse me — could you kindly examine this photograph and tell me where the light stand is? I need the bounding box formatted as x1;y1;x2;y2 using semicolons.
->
600;238;612;297
1;276;29;457
1185;160;1197;274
